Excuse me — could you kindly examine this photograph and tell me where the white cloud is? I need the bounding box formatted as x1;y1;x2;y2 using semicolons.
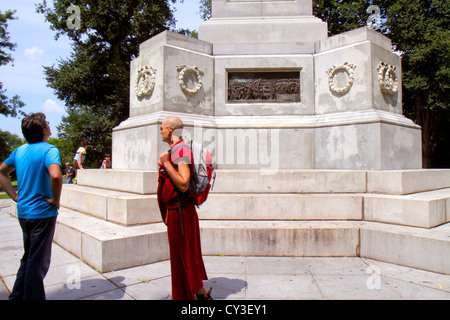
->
23;46;45;61
41;99;65;113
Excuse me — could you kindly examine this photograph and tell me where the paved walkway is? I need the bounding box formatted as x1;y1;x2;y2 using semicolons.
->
0;199;449;300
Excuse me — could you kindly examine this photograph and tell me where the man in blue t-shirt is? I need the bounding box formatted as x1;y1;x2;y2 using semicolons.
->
0;113;62;300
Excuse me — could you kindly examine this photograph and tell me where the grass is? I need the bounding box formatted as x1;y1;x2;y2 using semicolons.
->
0;193;14;199
0;180;17;199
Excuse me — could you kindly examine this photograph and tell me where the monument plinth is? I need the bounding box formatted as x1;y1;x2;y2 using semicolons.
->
112;0;421;171
198;0;328;48
47;0;449;274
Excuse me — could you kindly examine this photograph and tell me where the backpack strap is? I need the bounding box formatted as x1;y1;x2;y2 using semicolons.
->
157;166;168;224
168;142;190;236
170;141;192;165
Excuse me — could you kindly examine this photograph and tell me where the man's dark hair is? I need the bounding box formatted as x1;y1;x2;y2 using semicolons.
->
21;113;47;143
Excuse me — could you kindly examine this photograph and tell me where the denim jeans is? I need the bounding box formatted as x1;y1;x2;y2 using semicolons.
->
9;216;57;300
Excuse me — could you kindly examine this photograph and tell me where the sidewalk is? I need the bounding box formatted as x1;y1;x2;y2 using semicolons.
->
0;199;449;300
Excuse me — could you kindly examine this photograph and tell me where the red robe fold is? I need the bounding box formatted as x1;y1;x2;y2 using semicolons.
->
157;141;208;300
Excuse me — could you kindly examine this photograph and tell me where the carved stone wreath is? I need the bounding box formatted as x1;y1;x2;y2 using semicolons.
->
326;62;357;95
377;61;398;95
135;66;156;98
177;65;203;96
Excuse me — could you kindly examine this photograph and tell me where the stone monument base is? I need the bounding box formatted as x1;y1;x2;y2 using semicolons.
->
198;0;328;46
112;110;422;171
8;169;447;273
10;0;446;276
112;28;422;172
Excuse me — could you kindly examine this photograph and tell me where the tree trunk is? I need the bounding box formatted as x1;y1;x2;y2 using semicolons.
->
421;122;433;168
415;93;439;168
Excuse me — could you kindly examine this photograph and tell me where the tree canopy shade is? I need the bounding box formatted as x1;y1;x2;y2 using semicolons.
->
384;0;450;167
0;130;24;163
37;0;177;168
0;10;25;118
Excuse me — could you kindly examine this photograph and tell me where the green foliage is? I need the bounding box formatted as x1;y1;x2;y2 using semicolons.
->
0;10;16;67
313;0;385;36
37;0;178;164
0;9;25;118
0;130;24;181
0;129;24;163
199;0;211;21
384;0;450;167
56;106;113;169
386;0;449;108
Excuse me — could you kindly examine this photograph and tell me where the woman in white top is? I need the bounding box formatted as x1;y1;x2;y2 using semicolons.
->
73;139;88;177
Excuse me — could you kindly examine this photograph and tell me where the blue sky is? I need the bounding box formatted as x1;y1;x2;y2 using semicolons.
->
0;0;204;138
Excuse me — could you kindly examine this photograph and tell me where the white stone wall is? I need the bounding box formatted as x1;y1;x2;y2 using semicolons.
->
112;22;421;171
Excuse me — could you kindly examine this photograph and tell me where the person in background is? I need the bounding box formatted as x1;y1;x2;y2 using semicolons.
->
0;113;62;300
73;139;88;177
65;163;75;183
100;154;111;169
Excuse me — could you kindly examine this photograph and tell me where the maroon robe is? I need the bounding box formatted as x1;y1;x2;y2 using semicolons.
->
157;140;208;300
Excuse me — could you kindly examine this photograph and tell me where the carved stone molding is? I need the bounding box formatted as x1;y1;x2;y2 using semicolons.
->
326;62;357;95
377;61;398;95
177;65;203;96
135;66;156;98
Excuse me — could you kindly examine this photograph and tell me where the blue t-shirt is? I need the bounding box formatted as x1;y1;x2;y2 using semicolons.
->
5;142;61;219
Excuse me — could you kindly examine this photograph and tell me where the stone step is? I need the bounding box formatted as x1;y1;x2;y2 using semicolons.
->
77;169;367;194
54;207;360;272
77;169;158;194
360;221;450;274
77;169;450;195
364;188;450;228
199;220;361;257
198;193;363;221
54;207;169;273
63;184;366;225
53;207;450;274
60;184;161;226
367;170;450;195
62;183;449;228
210;170;367;194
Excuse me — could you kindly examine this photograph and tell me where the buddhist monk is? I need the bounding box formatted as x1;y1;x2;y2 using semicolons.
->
157;115;212;300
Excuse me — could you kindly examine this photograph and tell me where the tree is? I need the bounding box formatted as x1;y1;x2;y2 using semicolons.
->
199;0;211;21
37;0;178;163
0;130;24;182
57;105;113;169
313;0;386;36
384;0;450;167
0;10;25;118
0;130;24;163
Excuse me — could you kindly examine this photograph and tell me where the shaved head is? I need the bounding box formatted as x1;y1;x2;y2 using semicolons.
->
161;116;184;145
163;116;183;131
